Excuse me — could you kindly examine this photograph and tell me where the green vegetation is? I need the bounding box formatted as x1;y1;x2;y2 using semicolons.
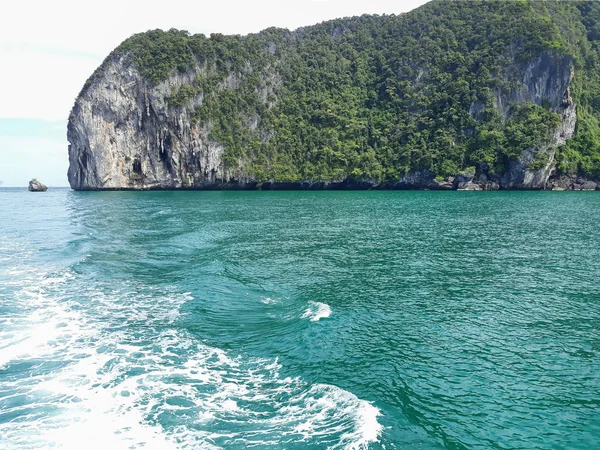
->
87;0;600;182
554;1;600;180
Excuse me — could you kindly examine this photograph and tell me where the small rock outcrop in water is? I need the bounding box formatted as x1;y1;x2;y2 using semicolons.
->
28;179;48;192
67;1;600;190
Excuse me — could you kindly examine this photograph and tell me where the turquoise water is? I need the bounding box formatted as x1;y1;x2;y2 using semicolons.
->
1;188;599;449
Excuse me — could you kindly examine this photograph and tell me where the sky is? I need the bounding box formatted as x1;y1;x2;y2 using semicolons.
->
0;0;428;187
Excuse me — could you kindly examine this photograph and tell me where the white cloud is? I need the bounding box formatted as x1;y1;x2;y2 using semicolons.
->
0;50;100;120
0;0;427;121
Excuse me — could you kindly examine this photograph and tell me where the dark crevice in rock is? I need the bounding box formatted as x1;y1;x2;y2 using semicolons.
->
132;158;143;175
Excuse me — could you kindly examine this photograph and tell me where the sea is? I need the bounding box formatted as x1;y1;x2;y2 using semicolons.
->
0;188;599;449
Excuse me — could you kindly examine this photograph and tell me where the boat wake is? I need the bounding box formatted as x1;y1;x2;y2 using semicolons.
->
0;260;379;449
302;301;333;322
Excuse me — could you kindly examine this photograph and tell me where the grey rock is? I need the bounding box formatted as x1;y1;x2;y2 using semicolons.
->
581;180;597;191
547;176;572;190
455;171;474;184
432;177;454;190
499;53;576;189
468;101;486;121
393;170;437;189
457;182;482;191
68;55;281;190
454;170;477;190
28;179;48;192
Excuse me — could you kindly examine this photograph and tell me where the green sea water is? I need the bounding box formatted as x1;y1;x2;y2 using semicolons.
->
1;188;599;449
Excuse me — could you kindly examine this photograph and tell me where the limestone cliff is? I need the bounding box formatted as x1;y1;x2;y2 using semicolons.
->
488;52;576;190
67;1;600;191
68;60;253;190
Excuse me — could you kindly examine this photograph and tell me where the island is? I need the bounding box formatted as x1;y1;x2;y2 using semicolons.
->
67;0;600;191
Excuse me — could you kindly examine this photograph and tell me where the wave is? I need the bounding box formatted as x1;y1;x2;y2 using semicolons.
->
0;267;380;449
260;297;280;305
302;301;332;322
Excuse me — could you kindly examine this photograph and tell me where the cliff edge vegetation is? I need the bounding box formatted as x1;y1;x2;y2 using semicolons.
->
68;0;600;190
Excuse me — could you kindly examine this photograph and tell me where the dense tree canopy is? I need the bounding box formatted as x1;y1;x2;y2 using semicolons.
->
88;0;600;182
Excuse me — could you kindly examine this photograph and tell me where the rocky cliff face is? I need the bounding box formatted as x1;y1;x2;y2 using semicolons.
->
68;58;250;190
67;2;598;191
497;52;577;189
67;51;579;190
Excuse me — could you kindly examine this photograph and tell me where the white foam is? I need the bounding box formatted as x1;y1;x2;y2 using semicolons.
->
0;271;85;370
279;384;382;449
341;395;383;450
0;266;380;449
302;301;332;322
221;399;239;411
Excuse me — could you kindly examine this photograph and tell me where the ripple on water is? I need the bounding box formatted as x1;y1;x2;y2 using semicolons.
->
4;189;600;450
0;263;380;449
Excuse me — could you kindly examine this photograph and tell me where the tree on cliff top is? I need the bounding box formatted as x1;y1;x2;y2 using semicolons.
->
82;0;600;182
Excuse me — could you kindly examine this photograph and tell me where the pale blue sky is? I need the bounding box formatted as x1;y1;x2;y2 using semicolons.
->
0;0;428;187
